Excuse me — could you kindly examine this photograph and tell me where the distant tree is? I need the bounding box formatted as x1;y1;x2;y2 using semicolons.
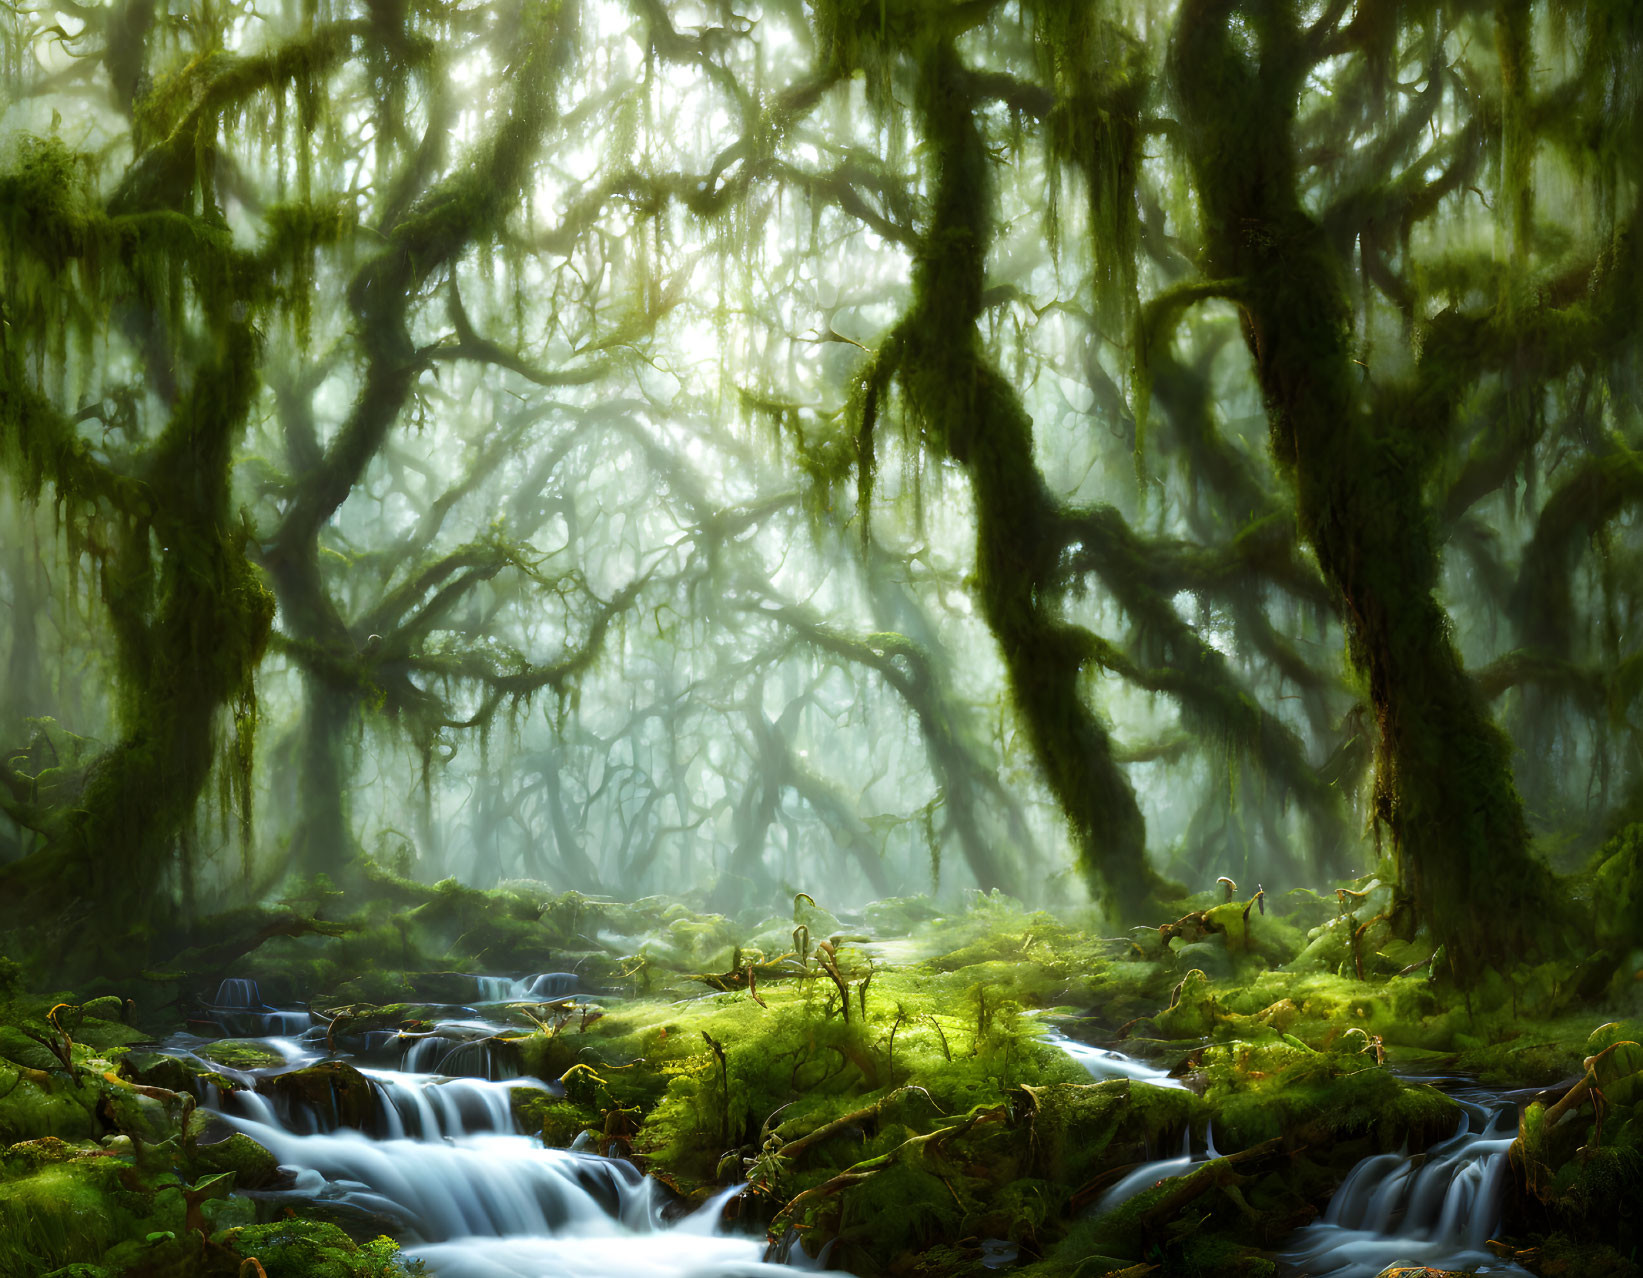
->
4;0;1639;978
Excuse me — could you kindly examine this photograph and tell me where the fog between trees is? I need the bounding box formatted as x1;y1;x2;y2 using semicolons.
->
1;0;1640;979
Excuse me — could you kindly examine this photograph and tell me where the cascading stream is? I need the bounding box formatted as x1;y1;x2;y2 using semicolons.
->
1282;1082;1530;1278
183;1007;1535;1276
1052;1035;1531;1276
1051;1032;1218;1212
175;974;835;1277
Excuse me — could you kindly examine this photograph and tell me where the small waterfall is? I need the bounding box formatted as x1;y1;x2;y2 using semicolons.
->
361;1071;540;1140
1091;1125;1221;1215
228;1089;281;1127
1052;1033;1190;1091
232;1070;538;1138
526;971;580;998
213;978;262;1008
239;1009;314;1036
205;978;313;1038
182;970;836;1277
474;971;581;1002
402;1035;462;1074
399;1028;515;1080
222;1118;660;1240
1284;1103;1527;1277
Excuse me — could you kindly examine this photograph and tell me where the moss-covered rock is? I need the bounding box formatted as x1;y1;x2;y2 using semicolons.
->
259;1061;374;1131
1017;1078;1201;1187
218;1223;408;1278
0;1063;100;1145
192;1129;282;1189
199;1039;288;1071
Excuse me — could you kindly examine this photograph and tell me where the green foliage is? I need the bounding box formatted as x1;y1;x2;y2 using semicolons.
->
217;1224;412;1278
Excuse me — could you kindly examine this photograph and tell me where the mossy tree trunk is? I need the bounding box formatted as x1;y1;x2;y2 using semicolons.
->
0;317;273;946
870;39;1173;921
1168;0;1559;978
258;10;572;889
80;319;274;922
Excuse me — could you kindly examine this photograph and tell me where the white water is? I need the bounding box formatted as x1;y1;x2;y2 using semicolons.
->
1051;1031;1224;1215
190;975;840;1277
398;1021;518;1079
1091;1125;1222;1215
411;1233;800;1278
1052;1032;1528;1274
213;978;262;1008
477;971;582;1002
206;978;314;1037
1284;1097;1529;1277
1051;1033;1190;1091
182;988;1535;1276
361;1070;542;1139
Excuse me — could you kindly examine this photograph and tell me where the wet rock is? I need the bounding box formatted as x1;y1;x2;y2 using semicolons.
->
259;1060;375;1130
1170;938;1234;981
1255;998;1300;1033
97;1081;177;1144
217;1221;411;1276
199;1039;288;1071
311;1002;441;1038
0;1027;63;1073
3;1136;80;1169
0;1062;100;1144
193;1130;281;1189
77;996;126;1023
69;1021;149;1055
1155;969;1218;1038
118;1051;197;1095
1376;1269;1471;1278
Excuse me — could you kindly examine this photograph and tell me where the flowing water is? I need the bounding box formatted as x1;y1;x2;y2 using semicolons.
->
1281;1080;1530;1278
175;998;1535;1276
1050;1032;1190;1091
169;975;836;1277
1052;1035;1530;1276
1052;1032;1220;1212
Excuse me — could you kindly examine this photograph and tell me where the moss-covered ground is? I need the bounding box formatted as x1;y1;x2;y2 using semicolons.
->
4;859;1643;1277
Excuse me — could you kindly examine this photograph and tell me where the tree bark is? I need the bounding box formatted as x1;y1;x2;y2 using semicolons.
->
1169;0;1559;977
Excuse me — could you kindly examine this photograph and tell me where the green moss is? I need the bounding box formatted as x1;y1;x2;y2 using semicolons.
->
217;1223;409;1278
0;1064;100;1145
1199;1038;1457;1149
193;1131;281;1189
199;1039;288;1071
0;1157;181;1278
1172;1235;1277;1278
1020;1079;1201;1187
830;1160;970;1258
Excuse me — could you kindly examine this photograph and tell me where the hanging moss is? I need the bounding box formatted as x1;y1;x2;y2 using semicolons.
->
1164;0;1586;982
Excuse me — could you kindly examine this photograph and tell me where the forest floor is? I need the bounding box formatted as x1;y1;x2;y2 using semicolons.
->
0;861;1639;1278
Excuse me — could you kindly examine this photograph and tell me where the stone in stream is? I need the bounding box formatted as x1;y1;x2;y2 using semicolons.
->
198;1038;288;1071
192;1128;283;1189
259;1060;376;1131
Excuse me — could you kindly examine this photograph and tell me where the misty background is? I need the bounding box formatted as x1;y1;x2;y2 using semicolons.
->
0;0;1636;928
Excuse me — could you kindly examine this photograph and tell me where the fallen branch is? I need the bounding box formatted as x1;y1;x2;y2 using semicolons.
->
149;913;360;985
776;1084;943;1164
1137;1137;1289;1234
769;1107;1001;1236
